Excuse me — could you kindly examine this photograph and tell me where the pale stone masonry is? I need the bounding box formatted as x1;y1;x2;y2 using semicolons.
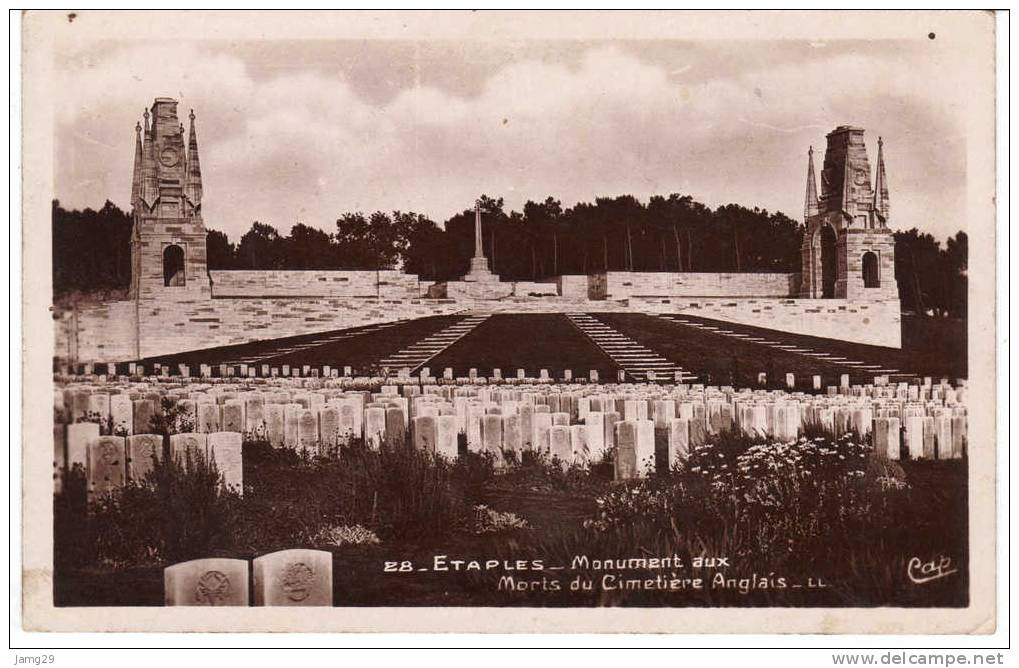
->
54;100;903;362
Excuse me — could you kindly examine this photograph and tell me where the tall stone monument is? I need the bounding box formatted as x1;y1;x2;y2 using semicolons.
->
799;126;898;302
441;201;514;299
129;98;209;301
128;98;211;357
462;202;500;284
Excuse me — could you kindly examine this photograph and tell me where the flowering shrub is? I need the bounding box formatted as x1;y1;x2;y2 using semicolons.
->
584;483;674;533
584;430;910;564
468;505;529;534
315;523;381;547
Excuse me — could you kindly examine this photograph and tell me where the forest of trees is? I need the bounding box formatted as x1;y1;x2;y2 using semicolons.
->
52;197;968;317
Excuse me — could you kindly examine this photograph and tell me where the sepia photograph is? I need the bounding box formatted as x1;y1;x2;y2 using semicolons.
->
17;9;1000;636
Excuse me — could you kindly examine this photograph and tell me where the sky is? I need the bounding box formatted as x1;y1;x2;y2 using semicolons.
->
53;37;971;241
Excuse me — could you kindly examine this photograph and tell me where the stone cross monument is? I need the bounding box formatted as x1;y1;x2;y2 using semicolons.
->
464;200;498;282
474;202;484;262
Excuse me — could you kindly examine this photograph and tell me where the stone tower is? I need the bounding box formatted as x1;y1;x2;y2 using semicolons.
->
799;126;898;301
128;98;210;301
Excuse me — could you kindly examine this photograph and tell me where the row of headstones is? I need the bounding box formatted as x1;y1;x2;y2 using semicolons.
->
55;379;967;455
54;423;243;497
165;549;332;606
54;409;966;498
57;376;968;418
61;361;969;390
69;362;622;383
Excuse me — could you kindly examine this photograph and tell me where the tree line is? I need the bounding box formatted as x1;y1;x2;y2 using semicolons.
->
51;198;967;317
208;193;804;279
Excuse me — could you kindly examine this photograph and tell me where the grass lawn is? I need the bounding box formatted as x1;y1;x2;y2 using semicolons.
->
426;314;622;379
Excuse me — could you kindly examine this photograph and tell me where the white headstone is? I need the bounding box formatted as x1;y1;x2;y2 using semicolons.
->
165;558;249;606
252;549;332;606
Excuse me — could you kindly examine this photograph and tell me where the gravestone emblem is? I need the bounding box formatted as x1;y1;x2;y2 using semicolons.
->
253;548;332;605
280;562;315;602
195;570;231;605
100;440;118;464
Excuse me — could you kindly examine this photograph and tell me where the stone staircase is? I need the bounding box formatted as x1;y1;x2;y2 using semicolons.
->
376;314;491;373
657;314;901;376
566;313;694;382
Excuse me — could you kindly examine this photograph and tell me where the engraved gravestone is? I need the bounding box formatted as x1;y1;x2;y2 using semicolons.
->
411;415;437;453
253;549;332;606
318;406;340;454
87;435;126;497
265;403;285;447
221;399;245;433
297;409;319;453
164;558;249;606
170;432;208;462
197;402;221;433
127;433;162;481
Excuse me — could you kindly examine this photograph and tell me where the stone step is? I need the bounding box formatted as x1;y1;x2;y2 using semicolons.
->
565;313;691;383
376;315;491;371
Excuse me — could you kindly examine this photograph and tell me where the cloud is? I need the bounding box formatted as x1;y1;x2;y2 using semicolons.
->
54;40;969;241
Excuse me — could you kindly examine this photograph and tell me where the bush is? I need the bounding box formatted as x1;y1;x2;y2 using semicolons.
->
54;435;500;570
500;448;614;493
55;445;237;569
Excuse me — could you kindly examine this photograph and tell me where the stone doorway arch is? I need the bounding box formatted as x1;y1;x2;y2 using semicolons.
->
862;251;880;288
163;244;186;287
